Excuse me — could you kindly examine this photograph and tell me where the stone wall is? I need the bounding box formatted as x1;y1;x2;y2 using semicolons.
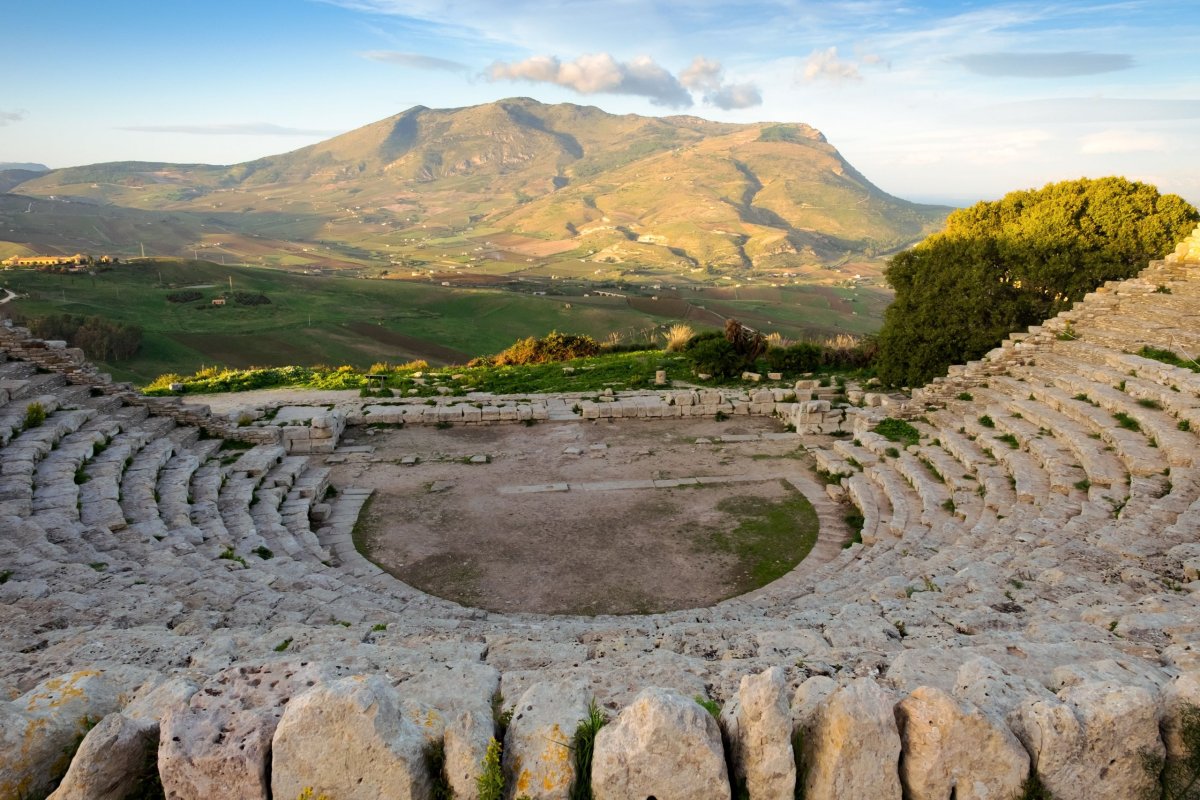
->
8;663;1197;800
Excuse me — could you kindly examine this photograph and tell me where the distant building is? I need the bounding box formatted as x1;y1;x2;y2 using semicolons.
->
211;297;226;306
2;253;114;268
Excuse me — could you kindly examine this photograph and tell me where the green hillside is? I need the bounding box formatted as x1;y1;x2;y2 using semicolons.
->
0;259;890;383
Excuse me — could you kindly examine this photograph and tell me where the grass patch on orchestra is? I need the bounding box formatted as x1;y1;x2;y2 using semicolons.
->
703;480;819;591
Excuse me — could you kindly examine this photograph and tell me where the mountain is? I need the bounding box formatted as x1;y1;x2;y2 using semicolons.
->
1;99;948;273
0;162;48;172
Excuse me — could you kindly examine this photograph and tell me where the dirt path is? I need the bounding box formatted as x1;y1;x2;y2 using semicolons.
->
337;417;840;615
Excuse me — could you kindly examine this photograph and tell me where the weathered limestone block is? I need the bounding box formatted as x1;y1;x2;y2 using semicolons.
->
721;667;795;799
797;678;902;800
791;676;837;732
952;656;1057;720
48;712;158;800
0;668;149;800
402;662;500;800
1012;681;1163;800
1161;672;1200;767
592;687;729;800
503;679;589;799
271;675;432;800
50;676;201;800
896;686;1028;800
159;662;332;800
445;709;496;800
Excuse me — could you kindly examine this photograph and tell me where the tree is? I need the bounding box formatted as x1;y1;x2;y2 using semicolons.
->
876;177;1198;387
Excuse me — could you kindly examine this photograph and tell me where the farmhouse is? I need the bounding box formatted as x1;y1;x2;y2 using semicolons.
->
2;253;114;268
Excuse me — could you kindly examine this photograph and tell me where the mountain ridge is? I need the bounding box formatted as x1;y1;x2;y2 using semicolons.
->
2;98;948;272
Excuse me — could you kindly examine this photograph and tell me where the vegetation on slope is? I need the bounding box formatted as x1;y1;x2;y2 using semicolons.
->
0;259;885;384
876;177;1198;387
143;325;869;397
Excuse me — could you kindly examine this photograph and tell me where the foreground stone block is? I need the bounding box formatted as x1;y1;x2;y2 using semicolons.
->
896;686;1028;800
48;712;158;800
272;675;431;800
797;678;901;800
1012;681;1163;800
159;662;331;800
0;668;148;800
503;679;589;799
50;675;199;800
722;667;795;799
592;687;729;800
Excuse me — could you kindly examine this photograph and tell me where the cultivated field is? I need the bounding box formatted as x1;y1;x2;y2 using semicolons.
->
0;259;890;383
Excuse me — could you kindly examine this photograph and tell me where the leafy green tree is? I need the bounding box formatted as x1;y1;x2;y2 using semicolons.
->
877;177;1198;387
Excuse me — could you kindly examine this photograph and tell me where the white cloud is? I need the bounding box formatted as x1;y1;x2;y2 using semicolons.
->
0;109;26;126
800;47;861;82
678;56;764;109
361;51;469;72
1080;130;1166;155
707;82;763;110
679;56;724;91
487;53;693;108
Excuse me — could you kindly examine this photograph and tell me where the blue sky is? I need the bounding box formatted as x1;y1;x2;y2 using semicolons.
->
2;0;1197;205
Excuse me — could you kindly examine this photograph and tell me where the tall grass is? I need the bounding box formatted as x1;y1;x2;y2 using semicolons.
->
665;323;695;352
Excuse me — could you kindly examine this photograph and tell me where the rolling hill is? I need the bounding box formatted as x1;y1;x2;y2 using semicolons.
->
1;99;948;275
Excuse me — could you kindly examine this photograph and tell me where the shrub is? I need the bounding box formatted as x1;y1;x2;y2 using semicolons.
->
23;401;46;430
27;313;142;361
686;335;746;378
492;331;600;366
166;290;203;303
724;318;766;363
764;342;822;373
425;739;454;800
232;291;271;306
1141;702;1200;800
477;737;505;800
